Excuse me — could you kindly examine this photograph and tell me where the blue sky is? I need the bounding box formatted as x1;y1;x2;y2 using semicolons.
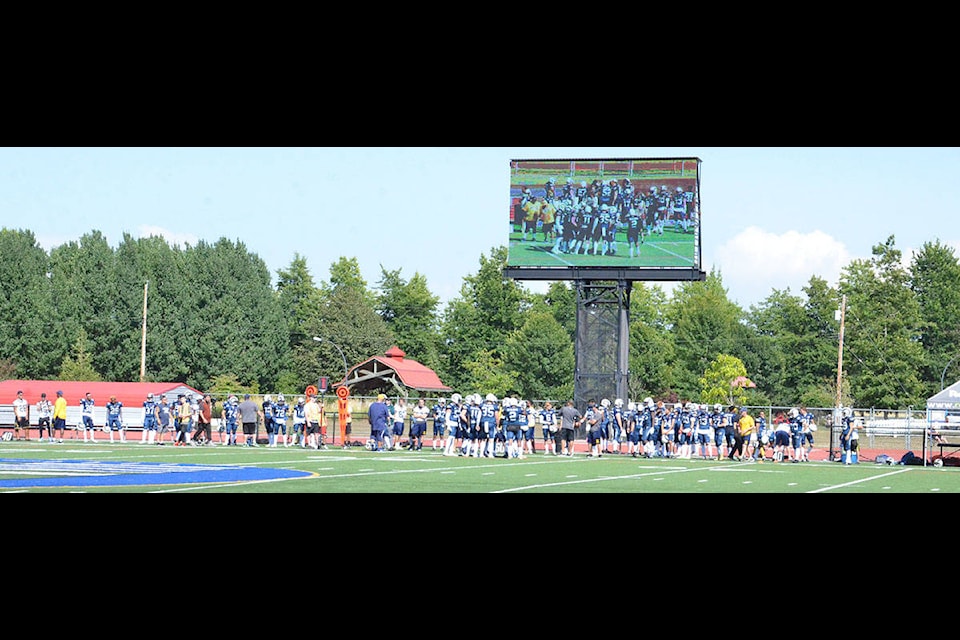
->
2;147;957;310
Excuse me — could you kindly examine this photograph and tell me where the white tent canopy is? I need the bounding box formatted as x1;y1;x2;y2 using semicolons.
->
927;379;960;412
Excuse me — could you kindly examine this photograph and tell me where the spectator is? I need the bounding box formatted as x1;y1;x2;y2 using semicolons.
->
343;400;353;449
53;390;67;443
558;400;582;457
12;390;30;441
36;392;53;443
368;393;390;451
175;394;193;446
80;392;97;443
238;393;261;447
304;393;324;450
196;394;213;445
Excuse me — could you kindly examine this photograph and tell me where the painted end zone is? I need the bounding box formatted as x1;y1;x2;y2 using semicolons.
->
0;459;312;489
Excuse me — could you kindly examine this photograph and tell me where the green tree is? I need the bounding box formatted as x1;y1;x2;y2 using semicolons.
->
58;328;102;381
376;267;442;371
276;253;323;346
460;349;518;398
628;284;676;400
910;240;960;395
48;231;121;380
299;285;394;390
841;235;925;408
439;247;529;392
502;310;574;401
0;228;57;377
667;269;744;399
698;353;748;406
324;256;376;307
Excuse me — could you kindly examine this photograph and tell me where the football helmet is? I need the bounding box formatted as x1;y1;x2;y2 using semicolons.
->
614;398;624;407
450;393;462;404
486;393;497;402
277;394;285;403
600;399;610;408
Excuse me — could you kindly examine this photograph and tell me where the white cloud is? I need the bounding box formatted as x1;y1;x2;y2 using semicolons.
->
711;226;851;307
137;225;198;249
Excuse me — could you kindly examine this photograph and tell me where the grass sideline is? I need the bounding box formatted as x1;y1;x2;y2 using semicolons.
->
1;440;958;493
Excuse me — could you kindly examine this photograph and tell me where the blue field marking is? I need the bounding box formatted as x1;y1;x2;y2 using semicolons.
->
0;459;312;488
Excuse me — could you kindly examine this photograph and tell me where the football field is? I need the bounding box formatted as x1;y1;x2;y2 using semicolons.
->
0;439;957;493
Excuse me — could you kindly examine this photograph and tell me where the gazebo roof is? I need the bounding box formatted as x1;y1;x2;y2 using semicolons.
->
342;346;451;396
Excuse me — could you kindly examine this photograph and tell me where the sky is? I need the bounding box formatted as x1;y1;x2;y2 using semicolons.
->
2;147;958;310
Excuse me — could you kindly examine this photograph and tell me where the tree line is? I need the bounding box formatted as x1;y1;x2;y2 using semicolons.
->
1;228;958;411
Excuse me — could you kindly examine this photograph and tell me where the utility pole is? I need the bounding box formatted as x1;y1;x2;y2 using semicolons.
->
836;294;846;410
140;281;148;383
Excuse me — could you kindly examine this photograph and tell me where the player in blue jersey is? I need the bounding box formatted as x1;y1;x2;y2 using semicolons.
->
539;401;557;455
839;406;857;464
432;397;446;451
500;397;524;459
607;399;623;454
465;394;483;457
581;401;600;458
800;406;815;461
140;392;159;444
631;399;649;458
80;392;97;442
787;407;804;462
410;398;429;452
270;394;289;447
478;393;500;458
222;395;240;446
709;404;726;460
156;396;172;445
624;400;638;457
443;393;463;457
692;403;710;459
105;395;125;443
753;410;768;461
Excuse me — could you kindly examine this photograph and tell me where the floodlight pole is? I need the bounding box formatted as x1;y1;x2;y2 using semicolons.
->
313;336;348;384
832;294;846;462
940;352;960;392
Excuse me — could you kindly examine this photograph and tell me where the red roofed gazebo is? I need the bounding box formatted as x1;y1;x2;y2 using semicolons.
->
341;346;451;397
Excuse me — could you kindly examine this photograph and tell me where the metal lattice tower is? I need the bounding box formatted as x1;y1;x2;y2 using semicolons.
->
574;280;630;414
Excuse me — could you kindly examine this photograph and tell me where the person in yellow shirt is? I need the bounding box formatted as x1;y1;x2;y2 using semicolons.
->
53;390;68;444
304;393;324;450
730;408;755;462
539;198;556;243
521;196;542;242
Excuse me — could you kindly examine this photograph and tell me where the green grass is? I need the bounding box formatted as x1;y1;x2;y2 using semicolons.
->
507;228;696;268
1;440;958;493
